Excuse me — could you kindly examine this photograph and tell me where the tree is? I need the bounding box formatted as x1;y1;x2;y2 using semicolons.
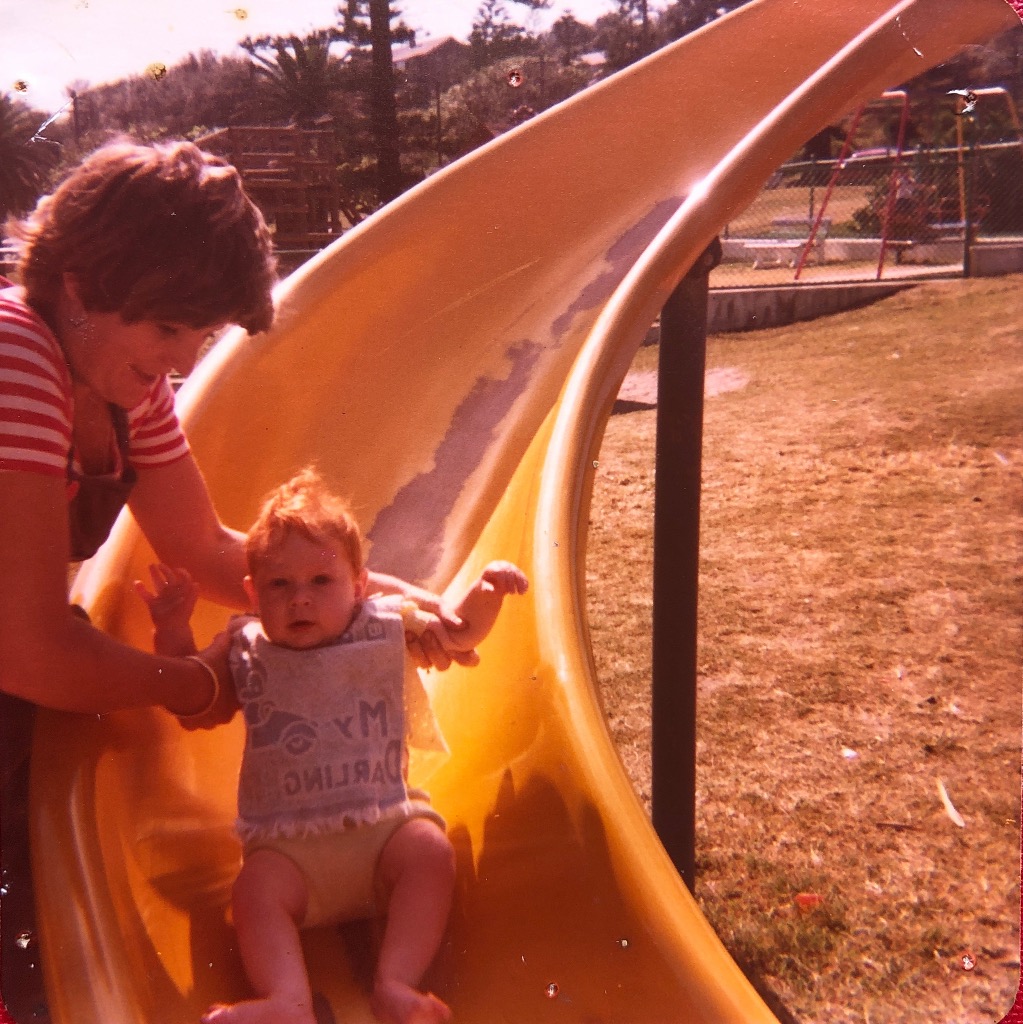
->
593;0;656;72
441;54;591;150
338;1;416;203
469;0;552;69
0;94;60;223
56;53;269;150
550;13;596;66
904;29;1023;149
240;31;347;126
469;0;531;67
658;0;750;43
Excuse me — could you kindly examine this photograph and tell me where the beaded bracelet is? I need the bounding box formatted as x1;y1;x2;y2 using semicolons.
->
180;656;221;719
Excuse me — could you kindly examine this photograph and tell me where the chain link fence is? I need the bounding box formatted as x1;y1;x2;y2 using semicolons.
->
711;138;1023;288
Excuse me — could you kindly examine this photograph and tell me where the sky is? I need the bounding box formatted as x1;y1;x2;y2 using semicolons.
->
1;0;618;116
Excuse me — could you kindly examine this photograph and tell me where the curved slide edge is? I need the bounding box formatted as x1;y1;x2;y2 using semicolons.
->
521;0;1021;1011
28;1;1021;1022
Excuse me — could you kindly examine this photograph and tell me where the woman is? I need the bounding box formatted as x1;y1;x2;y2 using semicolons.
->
0;138;460;1020
0;139;277;724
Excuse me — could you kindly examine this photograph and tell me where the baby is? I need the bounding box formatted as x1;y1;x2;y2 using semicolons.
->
138;467;528;1024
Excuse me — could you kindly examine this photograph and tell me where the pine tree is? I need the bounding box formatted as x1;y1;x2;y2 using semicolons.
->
338;1;415;204
469;0;552;69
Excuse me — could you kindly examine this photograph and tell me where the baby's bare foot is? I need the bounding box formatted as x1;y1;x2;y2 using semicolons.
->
370;979;451;1024
201;997;316;1024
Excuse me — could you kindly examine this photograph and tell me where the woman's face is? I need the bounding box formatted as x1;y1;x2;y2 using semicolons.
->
63;310;223;409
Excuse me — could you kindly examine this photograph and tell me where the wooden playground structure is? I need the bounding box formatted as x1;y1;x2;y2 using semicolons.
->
196;125;352;261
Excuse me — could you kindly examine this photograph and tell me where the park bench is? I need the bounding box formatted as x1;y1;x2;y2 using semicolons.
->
744;216;831;269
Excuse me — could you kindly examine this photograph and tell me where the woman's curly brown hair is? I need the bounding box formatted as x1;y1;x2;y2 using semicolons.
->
10;138;277;334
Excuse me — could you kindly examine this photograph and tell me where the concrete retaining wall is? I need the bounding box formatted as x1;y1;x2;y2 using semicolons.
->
970;243;1023;276
722;236;964;267
706;280;914;333
706;241;1023;333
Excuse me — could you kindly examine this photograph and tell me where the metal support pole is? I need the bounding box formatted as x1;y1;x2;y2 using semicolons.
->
651;237;721;891
962;113;977;278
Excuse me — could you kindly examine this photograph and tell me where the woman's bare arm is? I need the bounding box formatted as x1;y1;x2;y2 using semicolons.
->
128;454;249;609
0;470;218;716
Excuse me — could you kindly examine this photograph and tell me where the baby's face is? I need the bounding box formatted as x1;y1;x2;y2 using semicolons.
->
247;531;366;650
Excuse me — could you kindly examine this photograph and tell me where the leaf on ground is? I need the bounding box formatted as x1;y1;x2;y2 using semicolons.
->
936;778;966;828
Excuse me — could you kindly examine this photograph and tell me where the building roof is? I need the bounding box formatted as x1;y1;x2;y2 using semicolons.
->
392;36;468;66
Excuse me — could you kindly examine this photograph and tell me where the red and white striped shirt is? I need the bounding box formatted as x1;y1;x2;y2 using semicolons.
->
0;282;190;483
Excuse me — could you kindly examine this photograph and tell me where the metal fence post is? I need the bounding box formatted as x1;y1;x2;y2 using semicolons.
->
962;113;978;278
651;237;722;891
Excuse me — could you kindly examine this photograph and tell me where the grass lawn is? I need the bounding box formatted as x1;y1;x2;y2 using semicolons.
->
725;184;873;238
586;275;1022;1024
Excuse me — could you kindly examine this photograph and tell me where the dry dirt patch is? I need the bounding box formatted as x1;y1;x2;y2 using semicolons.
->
615;365;750;406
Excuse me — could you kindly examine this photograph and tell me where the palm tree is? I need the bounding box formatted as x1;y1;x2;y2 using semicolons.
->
0;94;60;223
240;30;346;126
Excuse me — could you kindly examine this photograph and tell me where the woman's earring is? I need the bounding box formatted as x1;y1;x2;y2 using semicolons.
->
68;310;94;341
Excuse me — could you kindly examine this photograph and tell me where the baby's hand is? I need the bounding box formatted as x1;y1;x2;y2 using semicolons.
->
479;561;529;597
135;564;198;628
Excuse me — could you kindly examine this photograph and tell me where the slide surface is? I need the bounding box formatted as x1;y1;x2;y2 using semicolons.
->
29;0;1018;1021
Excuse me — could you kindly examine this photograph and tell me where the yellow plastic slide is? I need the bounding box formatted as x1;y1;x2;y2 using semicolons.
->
28;0;1017;1021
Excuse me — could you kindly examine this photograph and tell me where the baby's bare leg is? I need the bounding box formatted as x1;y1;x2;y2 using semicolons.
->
202;850;315;1024
370;818;456;1024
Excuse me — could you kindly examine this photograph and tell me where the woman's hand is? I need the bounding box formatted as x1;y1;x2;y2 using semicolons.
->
370;571;479;670
405;614;481;672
